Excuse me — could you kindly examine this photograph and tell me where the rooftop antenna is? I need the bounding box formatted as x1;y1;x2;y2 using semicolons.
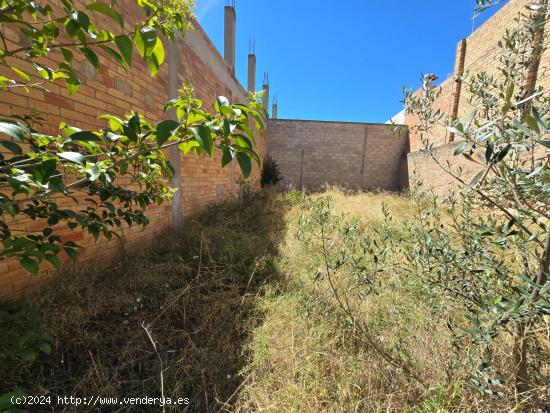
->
225;0;235;7
249;36;256;54
263;72;269;86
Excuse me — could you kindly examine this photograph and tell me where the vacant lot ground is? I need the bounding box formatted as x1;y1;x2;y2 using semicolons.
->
1;189;548;412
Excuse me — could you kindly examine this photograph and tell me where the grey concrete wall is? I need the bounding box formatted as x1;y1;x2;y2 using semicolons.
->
268;119;410;192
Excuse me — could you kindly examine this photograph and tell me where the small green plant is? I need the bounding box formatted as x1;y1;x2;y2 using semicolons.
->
296;196;422;383
0;302;50;364
261;155;282;187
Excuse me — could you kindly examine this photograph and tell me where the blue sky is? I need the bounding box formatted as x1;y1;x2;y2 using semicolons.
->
195;1;504;123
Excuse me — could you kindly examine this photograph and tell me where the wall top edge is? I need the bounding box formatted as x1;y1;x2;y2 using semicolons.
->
188;19;247;97
269;118;410;127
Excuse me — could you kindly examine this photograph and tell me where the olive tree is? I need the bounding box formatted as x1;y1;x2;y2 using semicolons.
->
404;0;549;397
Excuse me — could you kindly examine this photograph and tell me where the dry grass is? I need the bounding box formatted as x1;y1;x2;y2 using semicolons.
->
0;188;287;412
1;188;548;412
234;189;549;413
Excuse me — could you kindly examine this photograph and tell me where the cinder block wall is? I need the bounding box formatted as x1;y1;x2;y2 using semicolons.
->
0;1;266;296
268;119;409;192
405;0;549;193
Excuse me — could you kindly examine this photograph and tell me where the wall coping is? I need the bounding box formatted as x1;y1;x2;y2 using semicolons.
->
269;118;409;127
187;19;248;98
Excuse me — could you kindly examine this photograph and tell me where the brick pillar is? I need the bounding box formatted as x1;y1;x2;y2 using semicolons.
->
448;39;467;143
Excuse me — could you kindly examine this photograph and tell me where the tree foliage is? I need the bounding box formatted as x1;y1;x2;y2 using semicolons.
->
0;0;265;274
404;0;549;396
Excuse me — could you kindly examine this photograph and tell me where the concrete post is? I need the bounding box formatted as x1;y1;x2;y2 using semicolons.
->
448;39;467;142
167;36;182;230
247;53;256;92
272;97;278;119
262;73;269;116
224;4;236;73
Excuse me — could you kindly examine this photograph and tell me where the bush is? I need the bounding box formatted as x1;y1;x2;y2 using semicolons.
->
261;155;283;187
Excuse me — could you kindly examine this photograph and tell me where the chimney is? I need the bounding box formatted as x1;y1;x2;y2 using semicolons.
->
262;72;270;115
247;37;256;92
272;96;278;119
224;1;236;73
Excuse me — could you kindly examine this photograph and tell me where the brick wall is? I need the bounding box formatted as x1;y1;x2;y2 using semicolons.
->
268;119;409;192
405;77;456;152
407;142;481;198
0;1;266;296
406;0;549;193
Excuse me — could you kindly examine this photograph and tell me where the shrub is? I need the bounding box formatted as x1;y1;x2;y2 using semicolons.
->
404;0;549;399
261;155;282;187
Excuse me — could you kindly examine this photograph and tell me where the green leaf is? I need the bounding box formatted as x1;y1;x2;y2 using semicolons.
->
156;119;179;146
0;140;22;154
61;48;73;62
58;151;86;164
179;140;200;155
44;254;61;270
100;114;124;131
11;66;30;82
524;114;540;134
464;108;477;132
43;21;60;38
135;26;157;58
115;35;133;67
102;46;124;66
491;144;511;164
20;350;38;362
191;125;213;156
40;342;52;354
69;131;100;141
468;170;484;188
236;153;252;177
86;2;124;27
32;159;57;183
540;140;550;148
0;122;28;141
80;46;99;69
20;257;39;275
453;141;468;156
152;37;165;65
70;10;90;31
222;147;233;167
147;53;160;76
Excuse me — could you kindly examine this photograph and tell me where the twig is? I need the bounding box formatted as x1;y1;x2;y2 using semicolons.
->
141;321;166;413
215;373;251;413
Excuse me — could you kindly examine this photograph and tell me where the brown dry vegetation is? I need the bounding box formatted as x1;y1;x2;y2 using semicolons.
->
1;188;548;412
0;189;287;412
235;189;549;413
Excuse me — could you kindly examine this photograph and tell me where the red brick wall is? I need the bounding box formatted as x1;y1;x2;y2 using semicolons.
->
405;77;456;152
406;0;549;192
0;1;266;296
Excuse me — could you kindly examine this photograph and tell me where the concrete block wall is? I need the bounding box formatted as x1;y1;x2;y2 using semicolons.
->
406;0;549;194
268;119;409;192
0;1;266;296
